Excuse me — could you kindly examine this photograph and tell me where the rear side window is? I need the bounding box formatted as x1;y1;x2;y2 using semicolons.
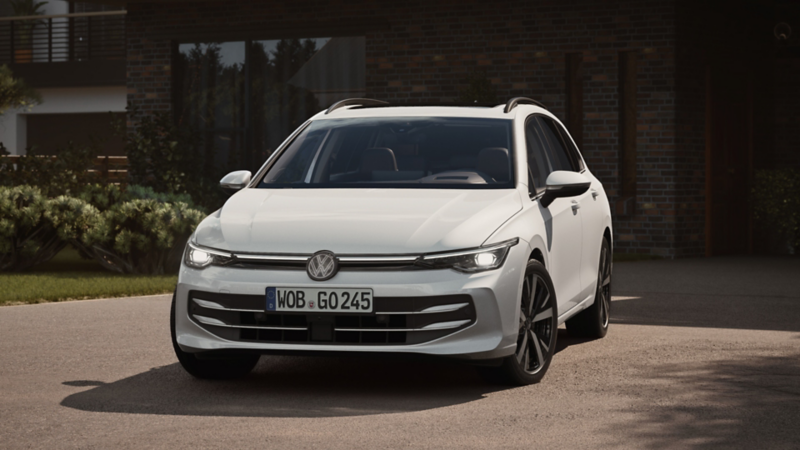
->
537;116;580;172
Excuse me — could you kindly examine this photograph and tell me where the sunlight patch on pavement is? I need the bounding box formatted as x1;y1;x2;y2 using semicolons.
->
611;296;641;302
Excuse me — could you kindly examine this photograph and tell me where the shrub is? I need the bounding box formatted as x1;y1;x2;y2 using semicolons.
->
0;64;41;115
115;107;225;211
125;184;200;211
0;186;66;271
76;183;202;213
70;198;205;274
752;169;800;255
1;184;206;274
76;183;126;212
0;140;100;197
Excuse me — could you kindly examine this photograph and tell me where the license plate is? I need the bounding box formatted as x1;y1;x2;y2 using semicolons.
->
265;287;373;313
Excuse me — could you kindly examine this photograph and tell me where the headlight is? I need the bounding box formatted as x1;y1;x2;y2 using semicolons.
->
416;238;519;273
184;242;233;269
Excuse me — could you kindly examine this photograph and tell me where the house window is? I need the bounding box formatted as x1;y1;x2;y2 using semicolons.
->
174;36;365;171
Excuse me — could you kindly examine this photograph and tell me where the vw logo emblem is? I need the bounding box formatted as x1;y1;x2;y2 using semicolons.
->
306;250;339;281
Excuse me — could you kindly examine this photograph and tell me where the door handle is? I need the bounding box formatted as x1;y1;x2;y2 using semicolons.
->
571;200;580;211
591;189;599;200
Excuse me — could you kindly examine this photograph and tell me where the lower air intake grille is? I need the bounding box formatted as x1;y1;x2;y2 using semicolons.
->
187;290;476;346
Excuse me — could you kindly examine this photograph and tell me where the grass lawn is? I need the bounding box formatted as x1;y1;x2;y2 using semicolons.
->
0;248;177;306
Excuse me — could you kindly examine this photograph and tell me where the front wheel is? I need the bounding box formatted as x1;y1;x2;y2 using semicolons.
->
171;293;260;379
479;260;558;386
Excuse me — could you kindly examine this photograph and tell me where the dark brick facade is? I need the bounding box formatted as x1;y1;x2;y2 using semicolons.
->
124;0;800;258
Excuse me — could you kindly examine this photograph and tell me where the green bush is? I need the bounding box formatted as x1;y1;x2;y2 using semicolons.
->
752;169;800;255
70;198;205;274
0;140;100;197
114;107;225;211
76;183;126;212
0;64;41;114
76;183;202;212
0;186;66;271
1;185;206;274
125;184;200;211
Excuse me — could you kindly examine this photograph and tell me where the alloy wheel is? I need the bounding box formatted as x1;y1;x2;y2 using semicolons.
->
598;244;611;328
516;273;555;374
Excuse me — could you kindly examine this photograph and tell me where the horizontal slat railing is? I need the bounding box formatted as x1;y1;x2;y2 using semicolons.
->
2;155;129;185
0;11;126;64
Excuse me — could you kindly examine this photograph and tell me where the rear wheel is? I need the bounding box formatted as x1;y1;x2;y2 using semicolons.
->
479;260;558;386
566;238;611;338
171;293;260;379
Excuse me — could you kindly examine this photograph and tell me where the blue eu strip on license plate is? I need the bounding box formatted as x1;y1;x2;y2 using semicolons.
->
265;287;277;311
264;287;374;312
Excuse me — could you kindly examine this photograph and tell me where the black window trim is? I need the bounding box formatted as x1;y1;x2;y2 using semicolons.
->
523;114;552;199
537;115;586;173
523;113;588;200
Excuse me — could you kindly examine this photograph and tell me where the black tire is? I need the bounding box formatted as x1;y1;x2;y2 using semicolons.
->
566;238;611;339
170;293;260;380
478;260;558;386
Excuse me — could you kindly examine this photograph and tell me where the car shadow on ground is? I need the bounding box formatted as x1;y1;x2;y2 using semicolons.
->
61;329;594;418
61;355;500;418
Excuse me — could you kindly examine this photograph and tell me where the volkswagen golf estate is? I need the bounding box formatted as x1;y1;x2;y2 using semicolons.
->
172;97;613;385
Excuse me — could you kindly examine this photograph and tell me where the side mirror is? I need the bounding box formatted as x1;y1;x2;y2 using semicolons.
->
540;171;591;208
220;170;252;191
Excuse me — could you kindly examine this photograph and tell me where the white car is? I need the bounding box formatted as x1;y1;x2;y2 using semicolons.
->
172;98;613;385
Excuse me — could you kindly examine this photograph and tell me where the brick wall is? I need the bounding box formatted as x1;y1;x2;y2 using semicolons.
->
126;0;685;257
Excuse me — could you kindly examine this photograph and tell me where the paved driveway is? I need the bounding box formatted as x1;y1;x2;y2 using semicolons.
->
1;257;799;449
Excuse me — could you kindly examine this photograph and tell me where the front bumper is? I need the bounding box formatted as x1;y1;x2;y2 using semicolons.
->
174;242;529;361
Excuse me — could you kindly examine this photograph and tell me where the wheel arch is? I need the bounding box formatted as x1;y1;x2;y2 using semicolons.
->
603;227;612;253
529;247;545;267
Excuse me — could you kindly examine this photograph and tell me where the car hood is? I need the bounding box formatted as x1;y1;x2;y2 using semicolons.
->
194;188;522;254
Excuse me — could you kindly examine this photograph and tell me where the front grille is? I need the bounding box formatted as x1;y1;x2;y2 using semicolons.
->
187;290;476;346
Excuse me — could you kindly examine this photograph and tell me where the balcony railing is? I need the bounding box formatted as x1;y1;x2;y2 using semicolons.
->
0;11;126;64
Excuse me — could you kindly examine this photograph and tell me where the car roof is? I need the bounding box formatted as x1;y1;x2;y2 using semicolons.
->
311;104;551;121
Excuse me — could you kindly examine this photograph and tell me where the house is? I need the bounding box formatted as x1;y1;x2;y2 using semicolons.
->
3;0;799;258
0;0;126;155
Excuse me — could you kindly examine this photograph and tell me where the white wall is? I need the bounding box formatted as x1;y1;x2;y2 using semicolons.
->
0;86;127;155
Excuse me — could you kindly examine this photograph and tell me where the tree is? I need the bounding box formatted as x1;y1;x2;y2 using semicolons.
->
0;65;41;116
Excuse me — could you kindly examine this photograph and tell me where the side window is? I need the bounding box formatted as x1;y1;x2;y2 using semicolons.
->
525;118;551;196
537;116;579;172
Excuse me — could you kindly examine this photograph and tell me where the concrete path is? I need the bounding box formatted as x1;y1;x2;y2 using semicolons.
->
1;257;799;449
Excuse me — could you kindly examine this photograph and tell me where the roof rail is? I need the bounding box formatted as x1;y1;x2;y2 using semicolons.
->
503;97;547;113
326;98;389;114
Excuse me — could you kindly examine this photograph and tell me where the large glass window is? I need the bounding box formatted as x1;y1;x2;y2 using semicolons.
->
175;37;365;173
257;117;515;189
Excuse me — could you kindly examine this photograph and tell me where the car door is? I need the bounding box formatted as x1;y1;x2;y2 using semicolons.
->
525;117;583;314
537;116;600;305
551;119;607;302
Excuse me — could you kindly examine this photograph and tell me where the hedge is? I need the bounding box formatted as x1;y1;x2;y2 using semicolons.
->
0;186;66;271
0;185;205;274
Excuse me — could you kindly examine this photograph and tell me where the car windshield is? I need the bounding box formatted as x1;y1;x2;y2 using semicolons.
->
256;117;515;189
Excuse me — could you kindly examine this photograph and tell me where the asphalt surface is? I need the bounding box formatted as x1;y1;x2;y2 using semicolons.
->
1;256;799;449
